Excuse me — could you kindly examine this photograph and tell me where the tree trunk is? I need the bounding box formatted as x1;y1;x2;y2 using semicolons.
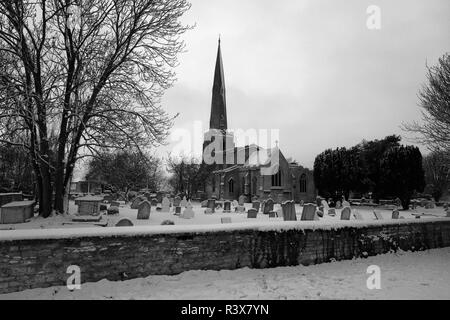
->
40;168;53;218
53;170;66;214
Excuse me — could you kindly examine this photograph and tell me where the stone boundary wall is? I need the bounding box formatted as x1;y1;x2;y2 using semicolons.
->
1;219;450;294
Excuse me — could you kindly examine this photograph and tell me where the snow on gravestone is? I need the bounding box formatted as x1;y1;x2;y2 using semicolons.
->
180;196;188;208
321;199;330;212
340;207;351;220
161;197;170;213
301;203;317;221
181;201;194;219
115;218;134;227
373;210;383;220
392;209;400;219
282;200;297;221
247;208;258;218
137;200;151;220
274;203;283;217
263;198;274;214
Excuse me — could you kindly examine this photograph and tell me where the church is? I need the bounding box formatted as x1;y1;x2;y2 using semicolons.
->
202;39;316;203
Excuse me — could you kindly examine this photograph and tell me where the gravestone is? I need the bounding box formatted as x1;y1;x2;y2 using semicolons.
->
156;203;162;211
180;196;188;208
335;201;342;209
115;218;134;227
425;201;435;209
252;201;260;212
238;195;246;206
137;201;151;220
263;198;274;214
107;206;119;215
181;201;194;219
207;199;216;213
161;197;170;212
131;197;143;209
269;211;278;218
223;200;231;213
340;207;351;220
247;208;258;218
328;208;336;216
232;200;239;208
373;210;384;220
353;211;364;220
392;209;400;219
282;200;297;221
273;203;282;217
321;200;330;212
151;198;158;207
316;210;324;218
173;196;181;207
201;200;208;207
174;206;182;215
236;205;246;213
221;217;232;224
301;203;317;221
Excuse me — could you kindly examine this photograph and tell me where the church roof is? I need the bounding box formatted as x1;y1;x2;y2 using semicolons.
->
209;38;227;130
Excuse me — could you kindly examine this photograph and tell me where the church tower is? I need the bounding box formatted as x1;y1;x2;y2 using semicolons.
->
203;38;235;169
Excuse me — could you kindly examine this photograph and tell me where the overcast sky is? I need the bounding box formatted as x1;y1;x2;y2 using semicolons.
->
155;0;450;169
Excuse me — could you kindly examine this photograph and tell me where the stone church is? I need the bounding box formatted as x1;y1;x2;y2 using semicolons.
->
202;39;316;203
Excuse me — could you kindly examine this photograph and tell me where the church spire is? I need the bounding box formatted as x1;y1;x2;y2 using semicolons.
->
209;37;227;130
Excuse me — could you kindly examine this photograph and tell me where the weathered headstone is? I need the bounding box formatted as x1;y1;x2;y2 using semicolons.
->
238;194;246;206
252;201;260;212
130;197;143;209
221;217;232;223
263;198;274;214
335;201;342;209
328;208;336;216
161;197;170;212
115;218;133;227
173;196;181;207
392;209;400;219
268;211;278;218
340;207;351;220
301;203;316;221
137;200;151;219
151;198;158;207
180;196;188;208
425;201;435;209
247;208;257;218
207;199;216;213
174;206;182;215
181;201;194;219
223;200;231;213
373;210;384;220
273;203;282;217
282;200;297;221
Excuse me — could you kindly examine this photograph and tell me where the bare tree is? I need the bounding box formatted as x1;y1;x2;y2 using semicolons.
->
403;53;450;154
0;0;191;217
423;150;450;201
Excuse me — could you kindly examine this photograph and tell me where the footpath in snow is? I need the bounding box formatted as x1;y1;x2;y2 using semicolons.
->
1;247;450;300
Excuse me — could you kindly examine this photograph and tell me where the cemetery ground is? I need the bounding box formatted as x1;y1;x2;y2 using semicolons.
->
0;200;448;231
1;247;449;299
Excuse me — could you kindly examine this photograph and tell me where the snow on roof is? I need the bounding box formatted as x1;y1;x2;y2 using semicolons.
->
0;217;447;242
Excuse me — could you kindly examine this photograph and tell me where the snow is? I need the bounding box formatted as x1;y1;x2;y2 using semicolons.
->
0;201;448;241
1;247;449;299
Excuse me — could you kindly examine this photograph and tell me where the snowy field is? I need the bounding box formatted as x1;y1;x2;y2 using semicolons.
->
0;200;448;231
1;247;449;300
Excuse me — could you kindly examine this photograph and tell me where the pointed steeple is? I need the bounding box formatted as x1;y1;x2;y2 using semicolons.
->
209;37;227;131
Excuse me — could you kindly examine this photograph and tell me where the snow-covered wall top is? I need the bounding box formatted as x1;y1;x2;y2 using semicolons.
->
0;217;448;242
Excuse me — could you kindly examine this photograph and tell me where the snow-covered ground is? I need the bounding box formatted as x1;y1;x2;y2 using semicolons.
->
1;247;449;300
0;200;447;231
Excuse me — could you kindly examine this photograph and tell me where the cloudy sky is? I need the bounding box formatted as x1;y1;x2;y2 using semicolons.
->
157;0;450;169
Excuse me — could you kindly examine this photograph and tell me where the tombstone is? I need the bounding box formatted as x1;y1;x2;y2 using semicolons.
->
238;195;246;206
221;217;232;224
130;197;143;209
425;201;435;209
174;206;182;215
173;196;181;207
316;210;324;218
282;201;297;221
181;201;195;219
335;201;342;209
301;203;317;221
107;206;119;215
269;211;278;218
137;200;151;220
328;208;336;216
340;207;351;220
236;205;246;213
115;218;134;227
207;199;216;213
161;197;170;212
156;203;162;211
318;205;324;212
392;209;400;219
180;196;188;208
204;208;213;214
252;201;260;212
315;196;322;206
353;211;364;220
321;200;330;212
342;200;350;207
373;210;384;220
110;201;120;207
263;198;274;214
201;200;208;207
151;198;158;207
273;203;282;217
223;200;231;213
247;208;258;218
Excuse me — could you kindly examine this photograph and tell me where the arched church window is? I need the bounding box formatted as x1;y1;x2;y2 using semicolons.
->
299;173;307;193
271;169;282;187
228;179;234;193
